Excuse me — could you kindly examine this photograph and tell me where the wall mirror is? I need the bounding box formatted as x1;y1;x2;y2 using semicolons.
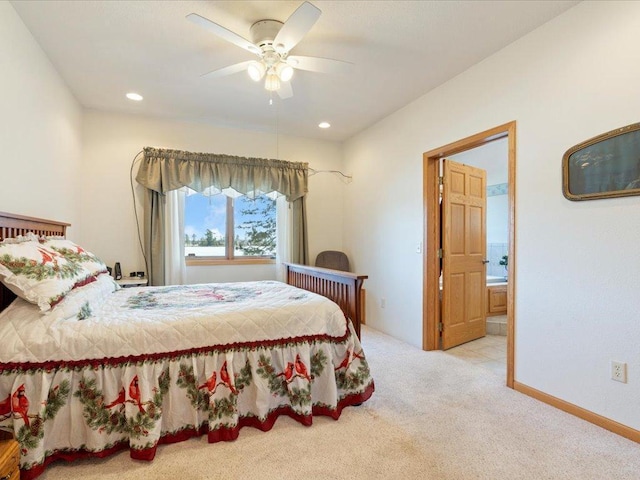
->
563;122;640;200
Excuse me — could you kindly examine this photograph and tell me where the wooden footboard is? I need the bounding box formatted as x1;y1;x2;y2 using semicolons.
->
284;263;367;338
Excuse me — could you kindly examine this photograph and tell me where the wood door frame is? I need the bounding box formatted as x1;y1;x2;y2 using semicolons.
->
423;121;517;388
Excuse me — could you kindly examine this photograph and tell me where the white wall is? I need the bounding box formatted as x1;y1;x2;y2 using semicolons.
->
344;1;640;430
0;2;82;235
80;110;345;282
485;196;508;246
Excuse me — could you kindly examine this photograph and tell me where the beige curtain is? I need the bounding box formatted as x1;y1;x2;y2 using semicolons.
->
136;147;309;286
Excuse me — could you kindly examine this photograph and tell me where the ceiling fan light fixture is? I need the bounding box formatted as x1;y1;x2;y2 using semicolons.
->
264;73;281;91
188;2;340;100
247;61;266;82
276;63;294;82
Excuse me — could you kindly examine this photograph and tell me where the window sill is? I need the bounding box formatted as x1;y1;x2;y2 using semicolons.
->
185;257;276;267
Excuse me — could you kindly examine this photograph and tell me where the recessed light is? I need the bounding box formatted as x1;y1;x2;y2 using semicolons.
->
126;92;143;101
318;122;331;129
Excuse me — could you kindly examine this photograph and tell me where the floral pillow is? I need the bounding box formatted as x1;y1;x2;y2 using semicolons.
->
0;240;94;311
42;238;108;278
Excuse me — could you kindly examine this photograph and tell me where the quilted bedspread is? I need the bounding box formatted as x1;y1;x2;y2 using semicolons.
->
0;281;374;479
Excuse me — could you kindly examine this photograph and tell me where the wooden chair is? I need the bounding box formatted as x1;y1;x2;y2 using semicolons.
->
315;250;350;272
314;251;366;327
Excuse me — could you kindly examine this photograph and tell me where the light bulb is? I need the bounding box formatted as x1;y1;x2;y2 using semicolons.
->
276;63;294;82
264;73;281;91
247;62;266;82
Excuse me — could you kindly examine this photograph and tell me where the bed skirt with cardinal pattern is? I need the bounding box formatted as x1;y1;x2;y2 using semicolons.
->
0;310;373;479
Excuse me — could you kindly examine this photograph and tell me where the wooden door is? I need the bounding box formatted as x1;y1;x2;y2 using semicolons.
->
441;159;487;349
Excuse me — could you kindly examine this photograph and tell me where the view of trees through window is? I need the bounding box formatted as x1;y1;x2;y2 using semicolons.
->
185;193;276;258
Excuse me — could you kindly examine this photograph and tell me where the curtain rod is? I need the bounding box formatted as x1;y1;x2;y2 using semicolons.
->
308;168;352;183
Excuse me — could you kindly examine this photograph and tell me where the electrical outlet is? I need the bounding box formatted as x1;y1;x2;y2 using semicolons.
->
380;298;386;309
611;360;627;383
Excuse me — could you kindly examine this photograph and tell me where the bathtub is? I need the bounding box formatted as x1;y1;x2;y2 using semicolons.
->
439;275;507;289
487;275;508;284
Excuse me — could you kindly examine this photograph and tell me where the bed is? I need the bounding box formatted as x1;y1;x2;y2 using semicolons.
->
0;211;374;479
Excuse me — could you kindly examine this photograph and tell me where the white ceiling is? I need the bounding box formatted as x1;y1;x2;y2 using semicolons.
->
11;0;579;142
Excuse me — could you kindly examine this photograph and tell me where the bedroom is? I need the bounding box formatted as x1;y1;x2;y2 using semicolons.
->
1;0;640;478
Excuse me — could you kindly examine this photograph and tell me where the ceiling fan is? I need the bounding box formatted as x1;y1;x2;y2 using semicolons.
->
186;1;352;99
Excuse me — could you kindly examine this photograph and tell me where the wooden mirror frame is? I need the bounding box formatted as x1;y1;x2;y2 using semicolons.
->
563;122;640;201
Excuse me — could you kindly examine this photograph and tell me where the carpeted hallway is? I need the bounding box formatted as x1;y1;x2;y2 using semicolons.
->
40;326;640;479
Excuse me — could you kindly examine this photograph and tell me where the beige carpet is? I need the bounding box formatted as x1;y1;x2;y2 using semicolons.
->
40;326;639;479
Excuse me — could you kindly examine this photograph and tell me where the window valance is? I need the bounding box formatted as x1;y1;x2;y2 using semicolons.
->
136;147;308;202
135;147;309;286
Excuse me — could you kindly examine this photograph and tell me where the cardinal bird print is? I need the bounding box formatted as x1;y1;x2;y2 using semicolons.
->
256;352;327;408
334;348;371;391
104;387;126;409
219;361;237;394
128;376;146;414
5;381;71;456
276;362;296;384
334;349;365;371
12;384;30;427
104;376;146;413
74;368;170;439
178;359;253;425
294;354;311;382
0;385;30;426
268;355;313;394
199;370;218;394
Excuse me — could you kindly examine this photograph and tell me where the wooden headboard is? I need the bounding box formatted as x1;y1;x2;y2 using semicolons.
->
0;211;70;312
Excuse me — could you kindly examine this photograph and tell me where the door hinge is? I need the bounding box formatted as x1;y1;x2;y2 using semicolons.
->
438;322;443;332
437;248;443;259
438;176;444;185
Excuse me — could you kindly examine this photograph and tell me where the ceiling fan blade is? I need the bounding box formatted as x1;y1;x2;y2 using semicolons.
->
201;60;254;79
273;2;321;53
287;55;353;74
186;13;259;54
277;81;293;99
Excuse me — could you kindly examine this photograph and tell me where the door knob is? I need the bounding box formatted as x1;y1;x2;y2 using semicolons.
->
482;260;490;264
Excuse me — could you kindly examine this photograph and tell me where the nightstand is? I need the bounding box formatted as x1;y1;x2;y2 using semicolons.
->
0;438;19;480
116;277;148;288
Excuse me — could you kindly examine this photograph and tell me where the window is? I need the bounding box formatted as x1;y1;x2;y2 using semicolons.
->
184;192;276;264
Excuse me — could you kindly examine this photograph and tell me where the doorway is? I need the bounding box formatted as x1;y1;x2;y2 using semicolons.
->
423;122;516;388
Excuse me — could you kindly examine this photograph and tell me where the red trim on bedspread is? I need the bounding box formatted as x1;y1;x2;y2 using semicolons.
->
19;382;375;480
0;321;351;374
